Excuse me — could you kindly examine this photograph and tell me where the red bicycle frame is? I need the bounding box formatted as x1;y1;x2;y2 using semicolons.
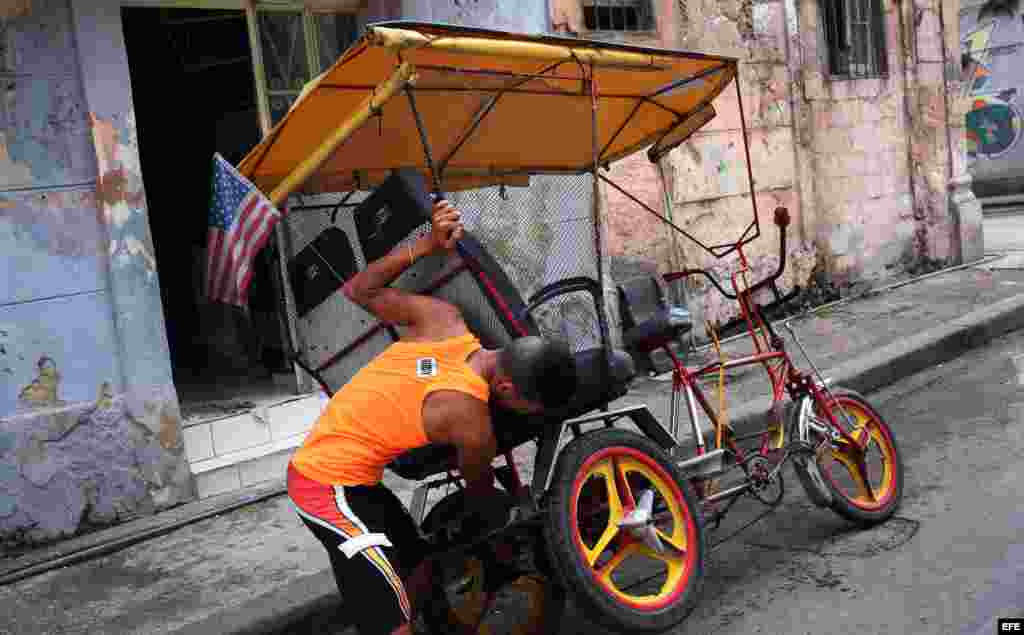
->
657;240;867;500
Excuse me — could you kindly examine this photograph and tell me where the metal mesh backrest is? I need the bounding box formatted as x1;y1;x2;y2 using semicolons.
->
279;172;601;394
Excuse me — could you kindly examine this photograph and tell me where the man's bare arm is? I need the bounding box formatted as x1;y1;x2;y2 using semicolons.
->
342;200;466;340
422;392;497;494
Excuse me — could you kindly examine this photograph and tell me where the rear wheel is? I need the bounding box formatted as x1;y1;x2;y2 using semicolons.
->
543;429;705;634
420;491;565;635
805;388;904;526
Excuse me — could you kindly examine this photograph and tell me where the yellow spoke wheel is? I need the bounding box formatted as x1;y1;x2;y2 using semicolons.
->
806;388;904;526
543;429;705;634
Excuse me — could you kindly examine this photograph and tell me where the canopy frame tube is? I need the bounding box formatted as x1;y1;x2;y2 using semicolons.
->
367;25;677;71
436;59;568;178
588;63;613;393
268;61;417;206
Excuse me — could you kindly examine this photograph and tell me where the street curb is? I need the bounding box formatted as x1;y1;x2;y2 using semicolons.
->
725;292;1024;431
0;479;287;587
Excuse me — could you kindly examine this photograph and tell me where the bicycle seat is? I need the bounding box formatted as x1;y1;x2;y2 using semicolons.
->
618;275;693;355
387;346;636;481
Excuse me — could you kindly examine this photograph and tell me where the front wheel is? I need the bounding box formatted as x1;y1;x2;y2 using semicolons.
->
801;388;904;526
543;429;705;634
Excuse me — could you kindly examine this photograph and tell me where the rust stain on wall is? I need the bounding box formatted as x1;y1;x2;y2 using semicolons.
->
89;113;144;211
89;111;158;276
17;355;60;408
158;405;181;451
0;0;31;19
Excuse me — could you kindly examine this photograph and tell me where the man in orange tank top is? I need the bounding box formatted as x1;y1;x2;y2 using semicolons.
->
287;199;578;635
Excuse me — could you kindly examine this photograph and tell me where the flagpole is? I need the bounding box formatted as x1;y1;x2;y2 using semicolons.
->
268;61;417;206
246;1;304;393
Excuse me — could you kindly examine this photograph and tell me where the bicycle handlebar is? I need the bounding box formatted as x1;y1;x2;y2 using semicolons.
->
662;206;792;303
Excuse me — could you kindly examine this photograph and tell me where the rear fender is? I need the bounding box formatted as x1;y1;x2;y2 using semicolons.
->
531;404;676;504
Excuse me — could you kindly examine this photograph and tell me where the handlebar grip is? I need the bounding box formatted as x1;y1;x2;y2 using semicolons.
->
774;206;790;228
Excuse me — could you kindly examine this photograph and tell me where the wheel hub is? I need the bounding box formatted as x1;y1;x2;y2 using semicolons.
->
617;489;665;553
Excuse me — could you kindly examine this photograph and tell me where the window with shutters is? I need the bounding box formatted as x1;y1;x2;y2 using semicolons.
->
820;0;889;79
581;0;656;32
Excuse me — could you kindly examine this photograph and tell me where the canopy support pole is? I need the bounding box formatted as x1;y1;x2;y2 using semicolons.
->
246;0;306;393
436;60;567;178
365;26;682;71
598;172;732;259
588;65;613;398
405;86;442;194
268;61;417;207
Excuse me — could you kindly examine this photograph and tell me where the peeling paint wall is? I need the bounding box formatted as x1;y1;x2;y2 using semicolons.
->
551;0;972;327
797;0;919;284
550;0;816;326
0;0;192;550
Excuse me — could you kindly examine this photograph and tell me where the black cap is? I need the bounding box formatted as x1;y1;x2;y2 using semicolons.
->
501;336;577;409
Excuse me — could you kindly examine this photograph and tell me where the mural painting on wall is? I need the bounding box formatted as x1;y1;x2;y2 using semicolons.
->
962;19;1024;161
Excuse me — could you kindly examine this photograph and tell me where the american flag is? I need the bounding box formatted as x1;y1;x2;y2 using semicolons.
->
205;153;283;306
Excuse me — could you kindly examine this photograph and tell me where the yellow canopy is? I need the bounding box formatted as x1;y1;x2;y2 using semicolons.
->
237;21;738;203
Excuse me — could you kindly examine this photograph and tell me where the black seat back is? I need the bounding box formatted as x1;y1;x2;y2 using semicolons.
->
617;275;669;373
618;275;668;330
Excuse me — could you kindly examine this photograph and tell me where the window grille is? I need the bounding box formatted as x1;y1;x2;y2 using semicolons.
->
820;0;888;78
582;0;656;32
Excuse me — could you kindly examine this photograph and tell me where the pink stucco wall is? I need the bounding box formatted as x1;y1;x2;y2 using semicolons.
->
550;0;969;327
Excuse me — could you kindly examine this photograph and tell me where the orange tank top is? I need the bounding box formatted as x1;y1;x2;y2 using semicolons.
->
290;333;490;486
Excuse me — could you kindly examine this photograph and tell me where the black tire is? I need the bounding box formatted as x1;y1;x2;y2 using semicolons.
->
542;428;705;634
419;491;566;635
798;388;904;527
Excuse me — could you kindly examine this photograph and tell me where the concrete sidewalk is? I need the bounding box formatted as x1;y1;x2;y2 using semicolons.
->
3;256;1024;635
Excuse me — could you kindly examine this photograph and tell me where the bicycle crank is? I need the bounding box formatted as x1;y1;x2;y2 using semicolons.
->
746;456;784;506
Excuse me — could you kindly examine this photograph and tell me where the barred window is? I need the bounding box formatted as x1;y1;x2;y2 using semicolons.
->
820;0;888;78
582;0;656;32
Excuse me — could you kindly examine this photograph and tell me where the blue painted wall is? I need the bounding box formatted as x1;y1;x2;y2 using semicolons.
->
0;0;192;548
0;0;119;418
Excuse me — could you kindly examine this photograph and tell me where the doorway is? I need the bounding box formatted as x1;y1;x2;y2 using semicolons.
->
121;7;293;419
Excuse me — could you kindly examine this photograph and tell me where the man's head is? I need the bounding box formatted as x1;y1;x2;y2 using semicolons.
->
490;336;577;415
